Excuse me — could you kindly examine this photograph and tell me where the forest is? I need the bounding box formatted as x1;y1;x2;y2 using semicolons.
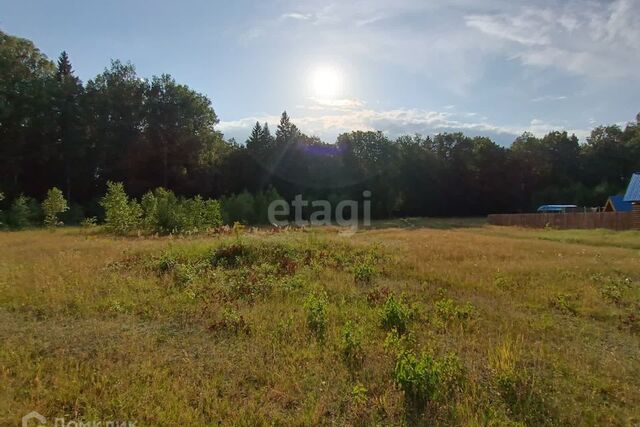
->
2;29;640;225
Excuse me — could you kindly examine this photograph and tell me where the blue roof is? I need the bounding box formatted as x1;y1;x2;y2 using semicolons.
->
537;205;577;212
607;195;632;212
623;173;640;202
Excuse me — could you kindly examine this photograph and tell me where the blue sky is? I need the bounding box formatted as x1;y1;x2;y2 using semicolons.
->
2;0;638;145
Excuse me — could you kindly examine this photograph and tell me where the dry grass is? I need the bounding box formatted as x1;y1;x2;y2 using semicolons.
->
1;223;639;426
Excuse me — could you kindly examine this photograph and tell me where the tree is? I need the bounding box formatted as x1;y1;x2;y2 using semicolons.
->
0;30;56;199
84;60;148;192
53;51;85;202
42;187;68;226
142;74;221;194
100;181;141;235
275;111;300;145
246;122;263;152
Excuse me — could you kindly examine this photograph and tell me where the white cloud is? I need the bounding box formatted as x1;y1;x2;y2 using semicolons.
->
531;95;567;102
240;0;639;87
281;12;314;21
219;106;590;144
303;97;366;110
464;0;640;79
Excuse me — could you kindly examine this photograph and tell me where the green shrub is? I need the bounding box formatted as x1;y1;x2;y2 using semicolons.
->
42;187;68;227
380;295;414;334
304;292;328;341
351;383;368;406
394;350;464;410
100;181;142;235
549;293;579;315
353;259;376;284
61;203;85;225
221;191;256;224
340;321;364;368
434;298;474;323
7;195;40;229
140;188;223;234
211;243;252;268
253;187;283;224
80;217;98;228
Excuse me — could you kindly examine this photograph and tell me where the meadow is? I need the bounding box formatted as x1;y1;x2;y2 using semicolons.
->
1;220;639;426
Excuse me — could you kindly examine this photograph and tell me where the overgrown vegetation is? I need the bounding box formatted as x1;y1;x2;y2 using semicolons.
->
2;221;640;425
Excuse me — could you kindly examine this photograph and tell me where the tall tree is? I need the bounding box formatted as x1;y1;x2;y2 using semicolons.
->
275;111;299;145
54;51;85;201
0;30;56;199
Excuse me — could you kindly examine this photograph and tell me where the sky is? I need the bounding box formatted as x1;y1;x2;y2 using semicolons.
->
1;0;639;145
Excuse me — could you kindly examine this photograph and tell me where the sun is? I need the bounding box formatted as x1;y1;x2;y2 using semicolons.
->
309;65;343;99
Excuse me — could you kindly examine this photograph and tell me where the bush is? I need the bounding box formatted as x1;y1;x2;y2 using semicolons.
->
434;298;474;323
100;181;142;235
80;217;98;228
141;188;223;234
353;259;376;284
42;187;68;226
340;321;364;369
7;195;40;229
253;187;283;224
394;350;464;410
304;292;328;342
61;203;85;225
380;295;414;334
222;191;255;224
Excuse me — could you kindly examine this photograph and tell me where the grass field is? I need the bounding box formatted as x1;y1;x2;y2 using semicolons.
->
1;221;640;426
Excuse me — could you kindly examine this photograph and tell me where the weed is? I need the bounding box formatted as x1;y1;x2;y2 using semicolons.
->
380;295;414;334
549;293;579;315
351;383;368;406
209;307;250;336
591;274;632;305
340;321;364;369
619;305;640;334
434;298;474;325
80;216;98;227
353;259;376;284
211;243;251;268
393;350;464;411
304;292;329;341
366;285;391;306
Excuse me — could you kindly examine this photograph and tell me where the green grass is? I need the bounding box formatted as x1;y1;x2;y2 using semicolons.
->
1;224;639;425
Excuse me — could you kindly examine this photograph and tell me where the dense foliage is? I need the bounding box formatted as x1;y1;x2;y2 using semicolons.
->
2;29;640;223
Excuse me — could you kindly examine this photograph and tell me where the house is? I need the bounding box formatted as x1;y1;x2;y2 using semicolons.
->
604;195;632;212
623;173;640;203
623;172;640;229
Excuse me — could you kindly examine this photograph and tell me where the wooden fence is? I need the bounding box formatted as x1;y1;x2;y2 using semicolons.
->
487;212;634;230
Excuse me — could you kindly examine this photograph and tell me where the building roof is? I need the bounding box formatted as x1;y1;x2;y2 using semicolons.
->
537;205;577;212
623;173;640;202
606;195;632;212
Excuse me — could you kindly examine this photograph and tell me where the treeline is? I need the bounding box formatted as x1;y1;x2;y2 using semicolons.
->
2;29;640;223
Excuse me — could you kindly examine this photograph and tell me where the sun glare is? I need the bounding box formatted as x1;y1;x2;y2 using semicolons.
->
310;65;343;99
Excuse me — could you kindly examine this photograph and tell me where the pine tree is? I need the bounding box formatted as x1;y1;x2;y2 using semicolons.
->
55;51;84;202
261;122;274;147
276;111;299;144
56;51;73;81
246;121;263;152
